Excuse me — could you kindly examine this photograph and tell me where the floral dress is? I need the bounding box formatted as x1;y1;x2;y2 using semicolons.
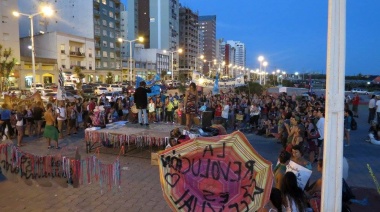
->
185;92;197;114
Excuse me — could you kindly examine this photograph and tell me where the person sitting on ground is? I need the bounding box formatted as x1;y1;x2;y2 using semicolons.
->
291;144;312;170
274;150;291;190
280;172;308;212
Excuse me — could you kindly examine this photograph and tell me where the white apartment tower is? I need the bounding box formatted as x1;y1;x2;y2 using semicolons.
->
0;0;21;63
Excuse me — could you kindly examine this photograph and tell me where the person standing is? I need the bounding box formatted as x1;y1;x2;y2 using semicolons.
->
368;95;376;124
44;103;60;149
344;109;352;147
15;106;25;147
316;107;325;160
1;103;14;139
56;101;67;139
134;81;151;126
221;100;229;129
184;82;198;130
33;101;45;137
351;93;360;117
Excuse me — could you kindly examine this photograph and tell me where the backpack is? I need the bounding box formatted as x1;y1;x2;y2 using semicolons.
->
351;117;357;130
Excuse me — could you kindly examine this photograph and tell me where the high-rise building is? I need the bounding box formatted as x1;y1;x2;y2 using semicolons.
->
198;15;216;75
18;0;124;82
128;0;180;80
178;6;199;79
0;0;21;87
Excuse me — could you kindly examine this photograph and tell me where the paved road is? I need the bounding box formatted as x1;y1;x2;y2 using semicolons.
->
0;105;379;211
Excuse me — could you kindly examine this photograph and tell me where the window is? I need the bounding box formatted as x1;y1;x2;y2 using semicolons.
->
102;8;107;15
110;52;114;58
102;0;106;5
103;61;108;67
2;15;8;23
102;51;108;57
110;42;114;48
2;33;9;41
60;44;65;53
61;59;66;68
103;29;107;36
109;32;114;38
102;19;107;26
110;62;115;68
109;1;114;7
109;11;114;18
102;41;107;47
109;22;114;28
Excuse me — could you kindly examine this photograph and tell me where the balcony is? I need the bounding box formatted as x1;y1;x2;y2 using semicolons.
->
94;0;100;6
94;10;100;16
61;50;65;54
115;8;120;14
89;53;93;58
95;43;100;48
95;54;101;59
69;51;86;57
94;30;101;37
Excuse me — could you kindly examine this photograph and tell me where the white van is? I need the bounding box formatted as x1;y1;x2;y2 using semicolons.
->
30;83;44;92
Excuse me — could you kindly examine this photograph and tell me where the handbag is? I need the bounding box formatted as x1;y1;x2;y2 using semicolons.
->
308;128;320;139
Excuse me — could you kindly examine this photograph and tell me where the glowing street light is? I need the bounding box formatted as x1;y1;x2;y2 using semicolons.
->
258;56;265;85
118;36;144;82
13;6;53;91
263;61;268;85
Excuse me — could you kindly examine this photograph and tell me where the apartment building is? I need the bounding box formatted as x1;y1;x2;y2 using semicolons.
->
0;0;21;87
179;6;199;80
198;15;216;75
18;0;123;82
19;32;95;87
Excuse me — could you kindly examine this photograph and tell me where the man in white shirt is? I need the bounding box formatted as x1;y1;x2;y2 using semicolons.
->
316;107;325;160
56;101;67;139
221;100;230;129
368;95;376;124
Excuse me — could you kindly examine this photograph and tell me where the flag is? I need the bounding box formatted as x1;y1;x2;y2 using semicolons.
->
58;68;64;87
57;68;65;100
212;72;220;95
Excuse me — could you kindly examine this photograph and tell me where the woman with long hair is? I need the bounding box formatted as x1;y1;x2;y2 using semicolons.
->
281;172;308;212
184;82;198;130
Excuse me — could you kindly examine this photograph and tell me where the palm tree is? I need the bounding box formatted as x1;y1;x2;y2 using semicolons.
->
0;44;16;91
74;66;85;95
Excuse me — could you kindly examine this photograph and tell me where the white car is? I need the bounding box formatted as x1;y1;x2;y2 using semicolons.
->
107;84;122;92
351;88;369;95
65;92;83;102
30;83;44;92
94;86;108;95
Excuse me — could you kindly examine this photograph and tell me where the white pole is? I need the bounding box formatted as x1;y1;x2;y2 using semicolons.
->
129;41;132;82
259;62;262;85
30;16;36;90
171;52;174;81
321;0;346;211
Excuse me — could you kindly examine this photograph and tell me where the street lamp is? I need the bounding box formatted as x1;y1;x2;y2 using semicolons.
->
163;48;183;81
13;6;53;91
118;36;144;83
263;61;268;85
258;56;264;85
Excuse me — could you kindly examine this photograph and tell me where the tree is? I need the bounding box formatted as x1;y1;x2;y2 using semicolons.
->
177;73;187;94
74;66;85;96
106;72;113;84
235;82;264;96
0;44;16;91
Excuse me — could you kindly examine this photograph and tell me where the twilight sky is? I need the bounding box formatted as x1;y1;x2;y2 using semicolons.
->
178;0;380;76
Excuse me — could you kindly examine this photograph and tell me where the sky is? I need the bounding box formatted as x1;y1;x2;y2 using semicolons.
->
178;0;380;76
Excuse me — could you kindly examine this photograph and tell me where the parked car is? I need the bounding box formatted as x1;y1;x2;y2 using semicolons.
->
41;89;54;96
107;84;122;92
105;92;124;102
351;88;369;94
30;83;44;92
41;92;57;104
94;86;108;95
82;85;94;94
65;92;83;102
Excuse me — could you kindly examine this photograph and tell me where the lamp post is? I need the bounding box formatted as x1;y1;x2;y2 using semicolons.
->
117;36;144;83
164;48;183;81
258;56;264;85
13;6;53;91
263;61;268;85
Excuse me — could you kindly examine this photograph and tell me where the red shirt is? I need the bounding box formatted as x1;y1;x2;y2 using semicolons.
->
352;96;359;105
215;105;222;117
